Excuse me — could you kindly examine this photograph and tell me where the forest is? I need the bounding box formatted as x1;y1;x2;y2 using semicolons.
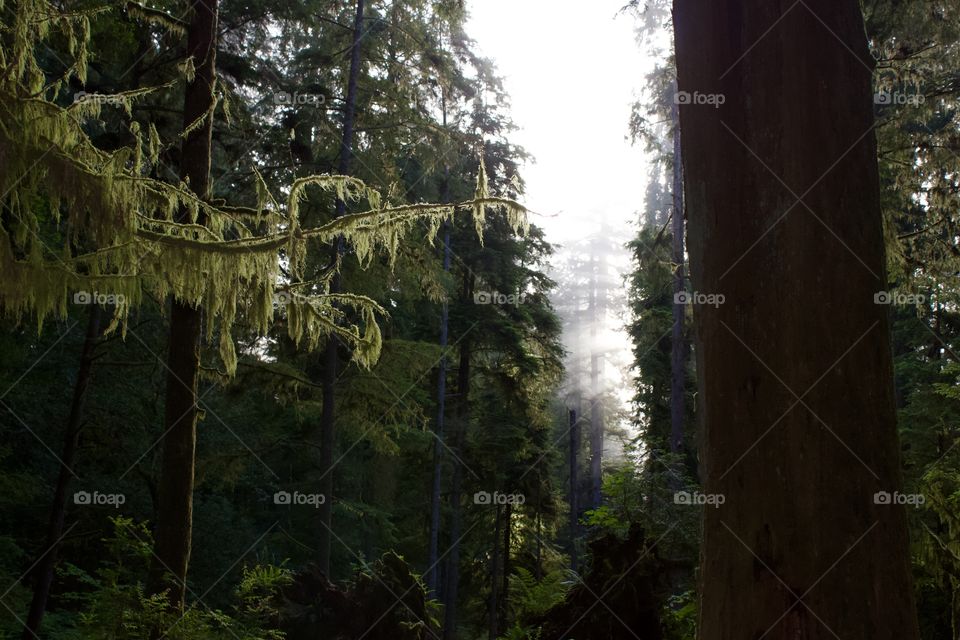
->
0;0;958;638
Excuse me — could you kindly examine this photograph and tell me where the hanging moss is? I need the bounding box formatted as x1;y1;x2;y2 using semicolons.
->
0;0;529;376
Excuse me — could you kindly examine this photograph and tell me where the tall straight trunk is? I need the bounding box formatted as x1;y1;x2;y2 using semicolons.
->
499;503;511;632
441;405;462;640
426;221;450;596
588;374;602;508
427;98;452;595
669;82;686;456
23;306;101;638
568;408;579;572
487;504;501;640
535;476;542;581
588;249;603;507
317;0;364;575
442;278;473;640
149;0;218;609
674;1;920;638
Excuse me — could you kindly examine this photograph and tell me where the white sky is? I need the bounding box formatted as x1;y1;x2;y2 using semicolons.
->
468;1;661;434
466;0;653;244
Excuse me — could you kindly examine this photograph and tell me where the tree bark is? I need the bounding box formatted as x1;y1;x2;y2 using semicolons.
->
23;306;101;638
317;0;364;575
149;0;218;610
673;1;921;638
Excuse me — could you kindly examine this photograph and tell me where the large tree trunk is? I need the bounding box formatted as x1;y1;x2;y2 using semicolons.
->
317;0;364;575
23;306;101;638
673;1;920;638
149;0;218;609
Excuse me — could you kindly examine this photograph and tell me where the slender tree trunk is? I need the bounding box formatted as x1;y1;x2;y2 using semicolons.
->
588;375;602;508
487;504;501;640
535;476;542;581
427;97;452;595
588;251;603;508
426;222;450;596
674;1;920;637
669;82;686;456
443;277;473;640
149;0;218;609
441;415;462;640
23;306;101;638
499;503;511;632
568;408;579;572
317;0;364;575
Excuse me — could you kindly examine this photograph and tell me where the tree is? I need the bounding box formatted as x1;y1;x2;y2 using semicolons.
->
673;0;921;637
669;82;686;457
22;306;101;638
317;0;365;578
149;0;220;609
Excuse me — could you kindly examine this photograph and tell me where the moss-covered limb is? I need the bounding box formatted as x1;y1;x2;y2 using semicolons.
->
124;1;188;37
0;0;525;378
280;291;389;317
132;197;527;256
65;81;179;118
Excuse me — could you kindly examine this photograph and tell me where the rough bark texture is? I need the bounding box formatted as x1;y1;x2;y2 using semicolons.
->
149;0;218;609
23;306;101;638
317;0;365;575
673;1;920;638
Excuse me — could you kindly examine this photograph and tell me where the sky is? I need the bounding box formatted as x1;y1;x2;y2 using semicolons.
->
466;0;654;245
467;1;662;429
